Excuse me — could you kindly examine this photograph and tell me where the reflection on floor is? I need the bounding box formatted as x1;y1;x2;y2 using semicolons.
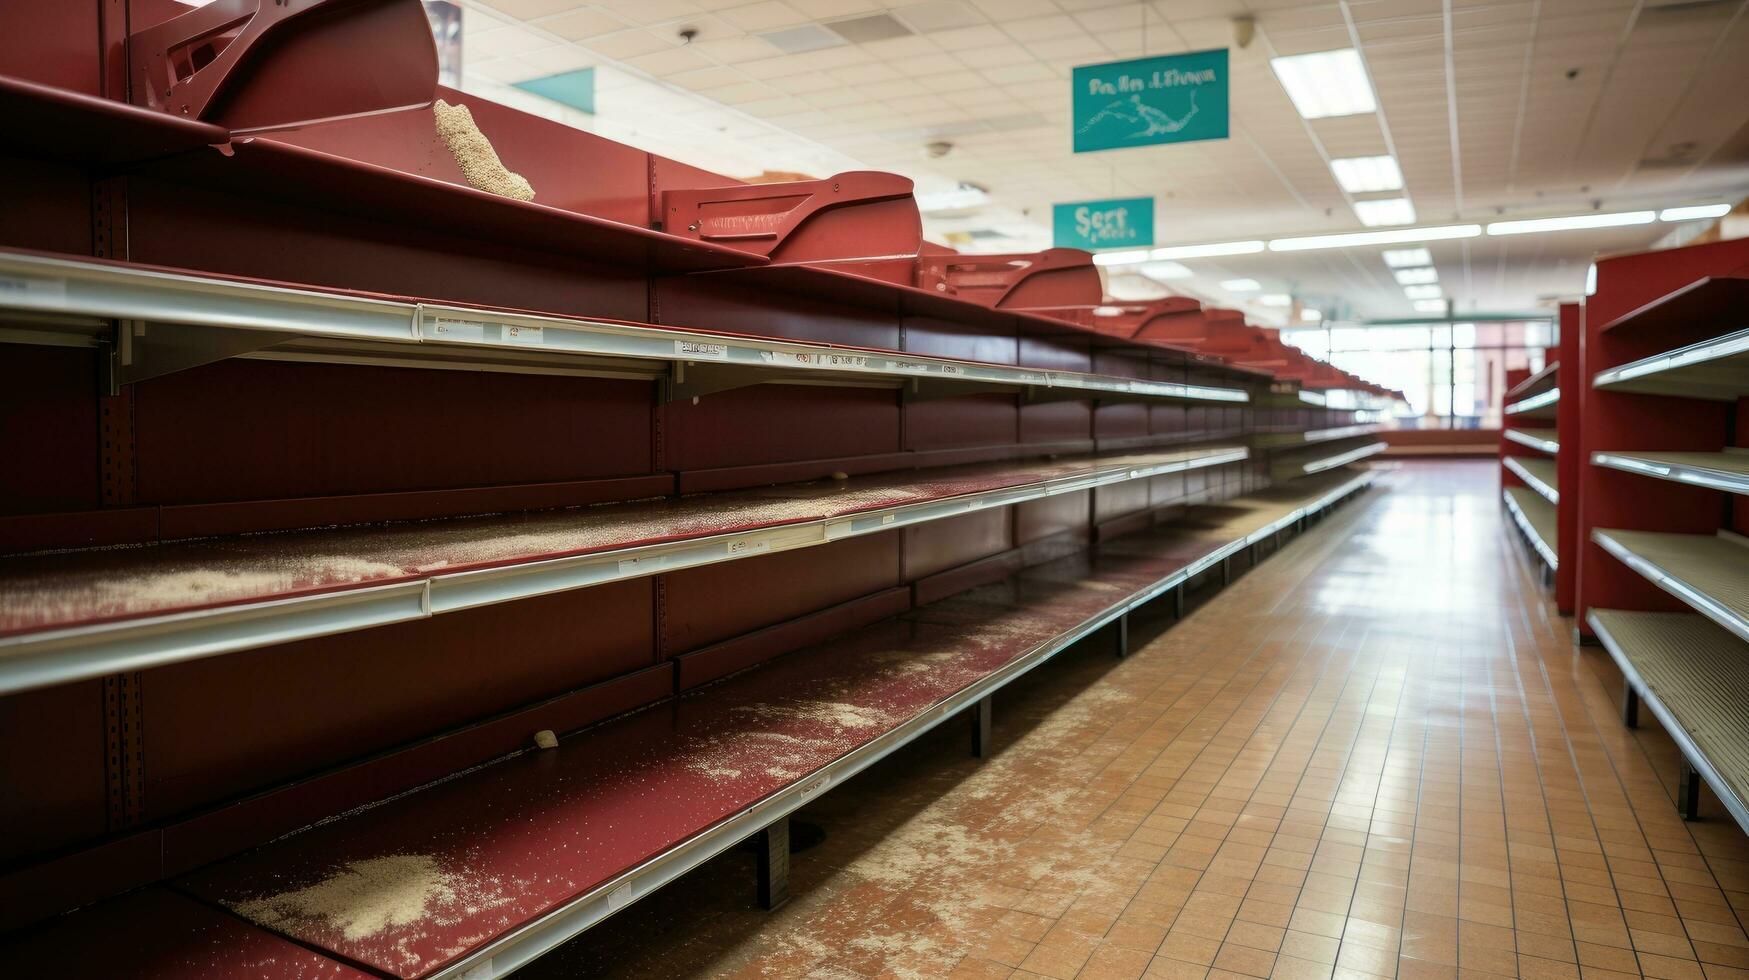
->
525;461;1749;980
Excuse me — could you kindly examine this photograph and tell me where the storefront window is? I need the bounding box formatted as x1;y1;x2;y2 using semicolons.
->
1279;318;1554;428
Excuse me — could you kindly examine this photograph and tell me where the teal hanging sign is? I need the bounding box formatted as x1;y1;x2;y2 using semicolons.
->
1072;49;1229;153
1052;197;1155;251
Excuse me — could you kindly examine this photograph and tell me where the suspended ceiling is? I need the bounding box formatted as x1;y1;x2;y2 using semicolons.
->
454;0;1749;321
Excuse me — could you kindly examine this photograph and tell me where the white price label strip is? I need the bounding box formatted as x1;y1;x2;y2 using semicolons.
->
676;341;729;360
0;275;66;308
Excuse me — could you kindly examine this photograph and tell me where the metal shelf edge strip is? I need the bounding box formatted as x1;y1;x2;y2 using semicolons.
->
1591;530;1749;645
1592;326;1749;390
1591;452;1749;496
0;449;1250;694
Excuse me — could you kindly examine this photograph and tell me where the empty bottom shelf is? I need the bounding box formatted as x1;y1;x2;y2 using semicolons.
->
1589;609;1749;832
1503;486;1557;570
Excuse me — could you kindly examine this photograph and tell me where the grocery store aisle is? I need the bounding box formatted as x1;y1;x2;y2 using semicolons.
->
529;461;1749;980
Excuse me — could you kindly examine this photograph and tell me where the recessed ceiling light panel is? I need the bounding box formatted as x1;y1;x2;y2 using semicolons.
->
1403;284;1443;299
1269;49;1377;119
1353;198;1417;227
1382;248;1432;267
1330;155;1403;193
1393;267;1438;285
1222;278;1261;292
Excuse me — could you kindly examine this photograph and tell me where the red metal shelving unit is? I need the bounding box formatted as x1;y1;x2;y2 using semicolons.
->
1576;238;1749;833
1497;303;1574;603
0;2;1390;971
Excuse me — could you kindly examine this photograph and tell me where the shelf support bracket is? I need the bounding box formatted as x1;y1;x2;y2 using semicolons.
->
1621;686;1639;729
105;320;294;390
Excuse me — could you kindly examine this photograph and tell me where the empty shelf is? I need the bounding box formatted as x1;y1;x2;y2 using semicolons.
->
1253;423;1379;448
163;469;1375;980
1503;455;1559;504
1503;486;1557;570
1592;450;1749;496
1589;609;1749;833
1597;275;1749;335
1593;528;1749;643
0;447;1245;696
0;250;1249;403
1504;387;1559;418
1270;441;1387;479
1503;361;1558;402
0;887;370;979
1592;325;1749;401
1504;428;1559;455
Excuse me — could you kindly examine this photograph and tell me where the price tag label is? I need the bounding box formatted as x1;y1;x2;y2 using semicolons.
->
501;324;543;346
768;351;868;368
798;773;831;799
0;274;66;308
429;318;486;341
676;340;729;360
617;555;662;577
726;538;770;558
887;359;930;374
607;882;637;910
939;364;965;376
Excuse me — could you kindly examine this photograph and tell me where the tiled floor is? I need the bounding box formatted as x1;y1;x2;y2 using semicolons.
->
525;461;1749;979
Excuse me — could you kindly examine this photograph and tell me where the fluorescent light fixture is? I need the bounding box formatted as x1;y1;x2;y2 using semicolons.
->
1487;210;1654;236
1393;267;1438;285
1258;294;1292;307
1151;240;1266;259
1586;262;1597;296
1403;284;1443;299
1300;308;1322;320
1221;278;1261;292
1413;299;1447;313
1353;198;1417;226
1091;306;1126;317
1329;155;1403;193
1270;224;1480;252
1138;260;1193;281
1382;247;1432;267
1092;249;1151;266
1270;49;1377;119
1660;203;1732;222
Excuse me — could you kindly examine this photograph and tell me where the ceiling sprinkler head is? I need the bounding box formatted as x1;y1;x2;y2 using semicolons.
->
925;140;953;159
1233;15;1256;49
677;26;699;44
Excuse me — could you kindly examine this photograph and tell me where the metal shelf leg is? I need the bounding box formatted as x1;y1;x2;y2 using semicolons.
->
1621;685;1639;729
1114;613;1129;659
756;817;790;910
971;695;993;758
1679;761;1702;821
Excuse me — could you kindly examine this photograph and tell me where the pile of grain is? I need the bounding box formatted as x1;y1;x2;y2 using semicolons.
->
433;99;535;202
